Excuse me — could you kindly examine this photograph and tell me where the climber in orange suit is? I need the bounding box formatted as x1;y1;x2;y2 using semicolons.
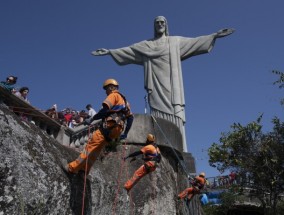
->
123;134;161;192
62;79;132;175
178;172;206;201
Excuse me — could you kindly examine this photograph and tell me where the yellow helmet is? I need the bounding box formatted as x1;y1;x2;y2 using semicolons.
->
103;79;119;89
146;134;155;143
199;172;206;177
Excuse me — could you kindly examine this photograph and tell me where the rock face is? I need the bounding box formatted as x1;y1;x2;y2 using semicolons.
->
0;104;203;215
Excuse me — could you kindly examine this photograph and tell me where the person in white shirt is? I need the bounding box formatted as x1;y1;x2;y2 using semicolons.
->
86;104;96;118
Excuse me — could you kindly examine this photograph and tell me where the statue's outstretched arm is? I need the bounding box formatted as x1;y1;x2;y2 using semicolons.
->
214;28;235;38
91;48;110;56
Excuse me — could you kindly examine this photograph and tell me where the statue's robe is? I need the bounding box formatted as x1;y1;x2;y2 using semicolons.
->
110;34;216;151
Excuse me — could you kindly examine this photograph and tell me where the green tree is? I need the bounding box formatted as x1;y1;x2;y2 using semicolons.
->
202;191;237;215
272;70;284;106
208;116;284;215
276;199;284;214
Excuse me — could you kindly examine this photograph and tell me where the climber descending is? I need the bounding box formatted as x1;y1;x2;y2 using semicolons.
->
177;172;206;201
123;134;161;192
61;78;133;175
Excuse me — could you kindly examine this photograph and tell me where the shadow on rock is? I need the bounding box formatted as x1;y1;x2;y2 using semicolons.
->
69;174;92;215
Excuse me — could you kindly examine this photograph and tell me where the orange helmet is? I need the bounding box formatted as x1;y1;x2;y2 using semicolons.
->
103;79;119;89
199;172;206;177
146;134;155;143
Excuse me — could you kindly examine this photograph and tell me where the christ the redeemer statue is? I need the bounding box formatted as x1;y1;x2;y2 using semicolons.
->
92;16;234;152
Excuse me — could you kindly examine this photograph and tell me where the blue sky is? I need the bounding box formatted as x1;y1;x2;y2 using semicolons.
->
1;1;283;177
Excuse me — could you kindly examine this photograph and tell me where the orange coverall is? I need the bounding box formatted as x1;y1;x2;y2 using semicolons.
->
68;90;127;174
124;144;160;191
178;176;205;200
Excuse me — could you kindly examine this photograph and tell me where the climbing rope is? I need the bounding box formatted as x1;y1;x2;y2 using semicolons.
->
150;114;190;177
151;114;196;214
150;118;158;215
144;95;148;114
81;125;91;215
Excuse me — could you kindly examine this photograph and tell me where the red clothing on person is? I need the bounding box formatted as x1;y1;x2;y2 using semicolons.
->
64;113;72;123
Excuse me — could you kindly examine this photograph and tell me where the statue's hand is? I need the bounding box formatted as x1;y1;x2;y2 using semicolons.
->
91;48;110;56
215;28;235;38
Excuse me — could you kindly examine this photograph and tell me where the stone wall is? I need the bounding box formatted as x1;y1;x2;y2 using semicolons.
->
0;103;203;215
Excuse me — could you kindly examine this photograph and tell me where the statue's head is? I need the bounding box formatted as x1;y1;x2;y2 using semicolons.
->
154;16;169;38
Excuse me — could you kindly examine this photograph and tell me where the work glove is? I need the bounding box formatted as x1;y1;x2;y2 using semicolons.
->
120;134;127;140
84;117;93;125
188;175;194;181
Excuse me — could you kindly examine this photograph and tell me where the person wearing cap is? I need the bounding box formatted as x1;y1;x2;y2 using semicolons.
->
177;172;206;201
123;134;161;192
62;78;131;175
